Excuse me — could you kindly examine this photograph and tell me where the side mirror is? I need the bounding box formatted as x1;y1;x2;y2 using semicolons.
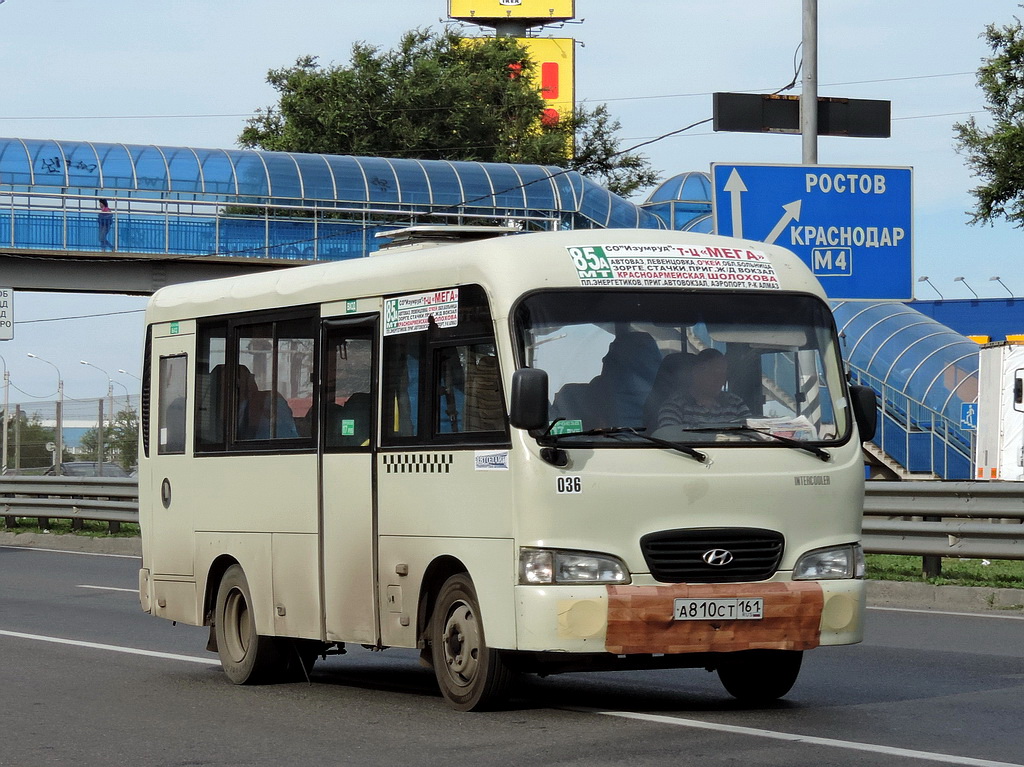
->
849;384;878;442
509;368;549;431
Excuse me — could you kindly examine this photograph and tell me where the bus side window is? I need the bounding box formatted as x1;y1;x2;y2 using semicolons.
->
158;355;187;455
383;334;421;440
196;324;227;451
324;331;374;450
235;318;311;442
381;283;507;446
437;343;503;433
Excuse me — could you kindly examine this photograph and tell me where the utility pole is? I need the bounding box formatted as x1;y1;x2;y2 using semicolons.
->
1;356;8;474
801;0;818;164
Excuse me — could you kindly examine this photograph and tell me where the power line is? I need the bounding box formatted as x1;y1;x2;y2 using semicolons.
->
0;71;976;123
620;109;984;143
15;308;145;325
586;71;976;105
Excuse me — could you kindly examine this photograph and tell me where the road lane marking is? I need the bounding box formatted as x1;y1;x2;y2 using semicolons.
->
78;585;137;593
0;629;211;665
1;623;1018;766
869;606;1024;621
0;545;139;560
573;709;1023;767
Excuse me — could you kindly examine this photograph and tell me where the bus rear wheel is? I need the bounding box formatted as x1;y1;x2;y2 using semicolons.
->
717;649;803;703
214;564;283;684
430;574;514;711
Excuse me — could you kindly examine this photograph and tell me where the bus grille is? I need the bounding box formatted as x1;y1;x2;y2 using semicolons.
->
639;528;785;583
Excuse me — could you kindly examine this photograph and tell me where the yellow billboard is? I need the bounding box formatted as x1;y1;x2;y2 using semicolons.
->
449;0;575;21
519;37;575;126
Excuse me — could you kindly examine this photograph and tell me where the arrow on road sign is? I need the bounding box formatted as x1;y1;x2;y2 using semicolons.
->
723;169;747;239
765;200;802;245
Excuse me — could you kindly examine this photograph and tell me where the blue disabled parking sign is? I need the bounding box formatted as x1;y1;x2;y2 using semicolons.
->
960;402;978;431
711;163;913;300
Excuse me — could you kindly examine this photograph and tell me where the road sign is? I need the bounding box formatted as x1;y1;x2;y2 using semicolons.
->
0;288;12;341
711;163;912;300
960;402;978;431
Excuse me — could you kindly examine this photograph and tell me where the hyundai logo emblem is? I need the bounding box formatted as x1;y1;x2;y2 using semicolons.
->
702;548;734;566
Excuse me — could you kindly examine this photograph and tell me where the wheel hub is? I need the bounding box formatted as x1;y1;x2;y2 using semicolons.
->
441;601;480;686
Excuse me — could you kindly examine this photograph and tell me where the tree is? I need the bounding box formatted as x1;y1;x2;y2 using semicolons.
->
239;29;658;197
108;408;140;470
78;407;138;470
570;104;661;198
954;12;1024;226
2;411;68;470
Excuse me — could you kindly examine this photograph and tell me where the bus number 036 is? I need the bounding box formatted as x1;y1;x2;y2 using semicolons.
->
556;476;582;494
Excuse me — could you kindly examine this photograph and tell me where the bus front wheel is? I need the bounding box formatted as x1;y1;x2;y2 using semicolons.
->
214;564;283;684
717;649;803;703
429;574;513;711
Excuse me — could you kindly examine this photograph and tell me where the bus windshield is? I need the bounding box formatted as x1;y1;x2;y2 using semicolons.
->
514;290;850;446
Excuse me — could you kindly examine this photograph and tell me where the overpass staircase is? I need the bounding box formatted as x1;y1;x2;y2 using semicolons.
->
850;363;972;480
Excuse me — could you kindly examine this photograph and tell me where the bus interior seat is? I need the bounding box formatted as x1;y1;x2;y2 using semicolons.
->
236;365;299;440
550;382;598;429
588;331;662;427
338;391;371;446
464;354;503;431
199;364;226;444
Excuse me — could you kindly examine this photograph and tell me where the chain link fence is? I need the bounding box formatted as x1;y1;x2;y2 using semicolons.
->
2;395;140;475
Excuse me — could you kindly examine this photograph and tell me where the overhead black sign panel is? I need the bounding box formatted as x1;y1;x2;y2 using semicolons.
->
712;93;891;139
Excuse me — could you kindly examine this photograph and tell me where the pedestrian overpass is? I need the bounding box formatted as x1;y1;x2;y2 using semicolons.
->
0;137;713;294
0;137;980;477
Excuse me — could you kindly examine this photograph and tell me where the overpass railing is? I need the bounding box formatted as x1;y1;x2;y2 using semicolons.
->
849;364;973;479
1;191;383;261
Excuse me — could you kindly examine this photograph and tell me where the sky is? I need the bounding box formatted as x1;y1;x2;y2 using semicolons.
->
0;0;1020;400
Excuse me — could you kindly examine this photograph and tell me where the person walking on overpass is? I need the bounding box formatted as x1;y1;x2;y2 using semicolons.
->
98;198;114;251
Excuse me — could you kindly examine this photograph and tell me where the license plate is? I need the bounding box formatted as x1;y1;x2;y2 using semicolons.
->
673;598;764;621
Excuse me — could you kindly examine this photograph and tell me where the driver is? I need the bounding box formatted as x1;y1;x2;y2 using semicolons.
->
657;348;750;429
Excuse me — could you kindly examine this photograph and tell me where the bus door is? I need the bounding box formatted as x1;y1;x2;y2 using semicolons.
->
148;328;194;577
320;316;379;645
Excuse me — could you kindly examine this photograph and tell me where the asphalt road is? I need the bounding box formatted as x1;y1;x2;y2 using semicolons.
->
1;543;1022;767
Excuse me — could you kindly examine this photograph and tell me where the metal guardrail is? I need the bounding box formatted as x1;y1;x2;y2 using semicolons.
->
0;476;139;532
2;477;1023;562
864;481;1024;560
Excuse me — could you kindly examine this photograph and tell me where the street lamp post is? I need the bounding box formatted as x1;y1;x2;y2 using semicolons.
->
81;360;115;471
954;276;979;299
917;276;943;299
26;353;63;472
989;276;1014;298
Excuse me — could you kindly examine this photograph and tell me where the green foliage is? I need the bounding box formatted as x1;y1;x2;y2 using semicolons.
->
2;410;69;469
3;518;140;538
954;12;1024;226
866;554;1024;589
569;104;661;198
78;407;139;470
239;28;658;198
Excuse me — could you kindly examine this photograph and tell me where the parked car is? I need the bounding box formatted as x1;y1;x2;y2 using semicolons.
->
44;462;130;477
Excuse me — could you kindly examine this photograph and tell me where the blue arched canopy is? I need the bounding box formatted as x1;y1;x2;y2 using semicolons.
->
0;137;674;260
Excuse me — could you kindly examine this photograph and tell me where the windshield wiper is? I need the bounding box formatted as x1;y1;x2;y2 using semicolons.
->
541;422;708;463
686;425;831;462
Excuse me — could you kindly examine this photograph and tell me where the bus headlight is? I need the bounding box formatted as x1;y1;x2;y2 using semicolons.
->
793;543;865;580
519;548;630;585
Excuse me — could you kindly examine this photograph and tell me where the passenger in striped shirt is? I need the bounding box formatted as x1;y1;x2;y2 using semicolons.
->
657;348;751;429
